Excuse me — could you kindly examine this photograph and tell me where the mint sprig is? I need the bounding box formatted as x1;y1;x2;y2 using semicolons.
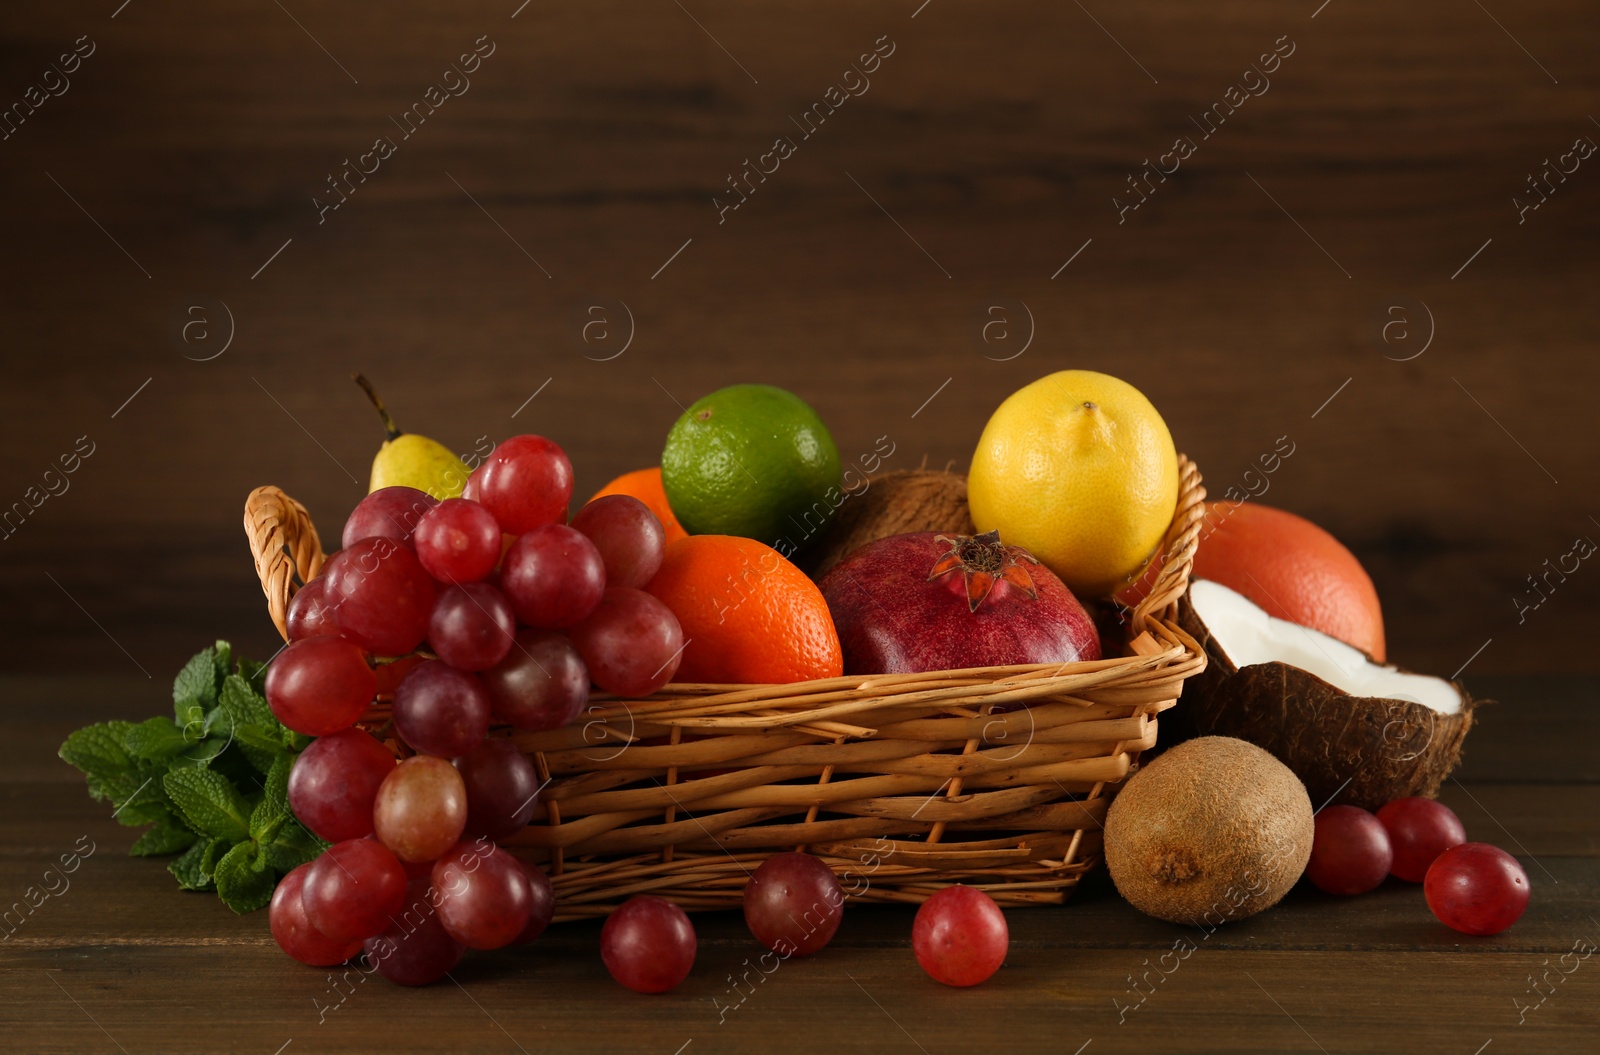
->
58;641;328;913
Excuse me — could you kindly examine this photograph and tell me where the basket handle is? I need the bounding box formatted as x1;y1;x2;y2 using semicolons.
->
245;485;327;641
1127;454;1205;639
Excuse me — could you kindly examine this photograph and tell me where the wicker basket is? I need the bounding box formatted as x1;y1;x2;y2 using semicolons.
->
245;457;1206;920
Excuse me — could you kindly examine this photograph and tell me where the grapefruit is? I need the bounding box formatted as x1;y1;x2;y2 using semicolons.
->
1133;501;1386;661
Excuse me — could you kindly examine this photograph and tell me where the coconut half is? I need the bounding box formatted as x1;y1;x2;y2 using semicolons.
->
1176;579;1479;810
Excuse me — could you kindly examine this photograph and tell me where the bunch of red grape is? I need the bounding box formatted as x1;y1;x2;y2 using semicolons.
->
1305;796;1530;935
264;434;686;985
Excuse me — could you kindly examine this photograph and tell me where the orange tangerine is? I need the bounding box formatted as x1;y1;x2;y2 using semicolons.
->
589;467;687;546
646;535;842;684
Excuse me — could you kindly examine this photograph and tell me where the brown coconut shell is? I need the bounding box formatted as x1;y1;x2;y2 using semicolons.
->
800;468;975;579
1175;591;1481;811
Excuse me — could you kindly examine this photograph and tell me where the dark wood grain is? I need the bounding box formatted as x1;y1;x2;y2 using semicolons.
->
4;785;1597;1055
1;1;1598;682
3;675;1596;1052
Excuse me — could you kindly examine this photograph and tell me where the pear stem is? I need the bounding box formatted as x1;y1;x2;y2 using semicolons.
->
352;373;403;440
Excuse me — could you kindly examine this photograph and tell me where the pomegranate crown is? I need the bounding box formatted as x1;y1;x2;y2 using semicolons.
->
927;530;1039;613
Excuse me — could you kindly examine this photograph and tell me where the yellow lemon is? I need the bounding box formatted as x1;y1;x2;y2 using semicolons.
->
968;370;1178;598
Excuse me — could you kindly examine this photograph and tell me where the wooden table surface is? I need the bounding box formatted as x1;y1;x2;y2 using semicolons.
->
2;672;1594;1053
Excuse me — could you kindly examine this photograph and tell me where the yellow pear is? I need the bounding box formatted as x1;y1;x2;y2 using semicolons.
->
354;374;470;499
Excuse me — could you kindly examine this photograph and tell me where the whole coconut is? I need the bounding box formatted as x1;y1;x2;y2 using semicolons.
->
1104;736;1312;926
802;469;975;579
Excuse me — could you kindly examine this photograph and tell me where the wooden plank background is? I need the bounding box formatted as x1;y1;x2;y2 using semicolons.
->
0;0;1597;684
3;673;1595;1053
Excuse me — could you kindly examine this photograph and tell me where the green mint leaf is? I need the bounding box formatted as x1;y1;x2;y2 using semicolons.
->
236;655;268;693
262;822;327;874
163;767;251;842
249;755;294;845
59;721;137;785
169;837;217;891
217;746;271;790
234;725;285;753
65;641;297;913
213;640;233;680
173;646;218;703
219;674;275;730
217;674;283;774
113;802;173;827
105;774;173;828
125;717;190;764
172;644;224;728
248;748;282;778
233;735;289;778
130;822;199;857
201;705;233;739
213;841;275;914
201;835;232;877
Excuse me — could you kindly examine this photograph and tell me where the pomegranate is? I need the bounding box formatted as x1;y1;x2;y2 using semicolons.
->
818;530;1101;675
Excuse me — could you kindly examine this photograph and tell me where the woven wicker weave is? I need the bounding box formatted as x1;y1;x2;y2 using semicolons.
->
245;457;1205;919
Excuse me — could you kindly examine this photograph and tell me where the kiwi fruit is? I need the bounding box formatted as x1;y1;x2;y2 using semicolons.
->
1104;736;1313;926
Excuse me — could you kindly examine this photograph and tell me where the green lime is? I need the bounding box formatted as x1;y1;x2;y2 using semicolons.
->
661;384;842;550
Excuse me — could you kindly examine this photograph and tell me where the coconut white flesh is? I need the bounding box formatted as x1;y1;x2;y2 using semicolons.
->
1189;579;1462;715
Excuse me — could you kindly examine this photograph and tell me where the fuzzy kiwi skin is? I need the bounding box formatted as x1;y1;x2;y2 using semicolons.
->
1104;736;1313;926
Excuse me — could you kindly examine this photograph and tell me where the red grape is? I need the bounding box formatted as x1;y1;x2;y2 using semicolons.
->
431;839;533;950
373;654;426;696
269;863;364;966
1425;843;1529;935
325;537;437;655
428;582;516;672
301;838;408;942
570;495;666;589
264;635;376;737
1306;805;1393;896
393;660;492;758
480;629;589;731
569;588;685;697
912;886;1008;987
512;861;556;946
363;878;466;986
1377;797;1467;883
600;895;696;993
454;738;542;840
414;498;502;584
500;525;606;629
343;486;437;549
287;727;396;842
743;852;843;956
374;756;468;862
467;435;573;534
401;856;436;881
286;576;337;641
